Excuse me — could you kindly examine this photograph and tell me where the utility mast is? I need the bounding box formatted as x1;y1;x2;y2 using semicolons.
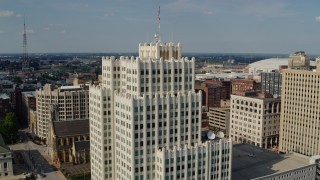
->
22;15;30;71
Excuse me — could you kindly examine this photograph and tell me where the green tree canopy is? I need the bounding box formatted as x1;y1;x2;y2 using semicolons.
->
13;76;23;84
0;112;19;144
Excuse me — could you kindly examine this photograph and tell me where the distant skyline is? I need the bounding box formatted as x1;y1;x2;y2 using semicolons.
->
1;0;320;54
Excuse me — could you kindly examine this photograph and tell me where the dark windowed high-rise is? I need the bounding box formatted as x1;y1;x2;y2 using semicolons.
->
260;72;282;97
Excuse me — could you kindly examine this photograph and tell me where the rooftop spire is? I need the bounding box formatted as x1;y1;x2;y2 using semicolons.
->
154;6;161;43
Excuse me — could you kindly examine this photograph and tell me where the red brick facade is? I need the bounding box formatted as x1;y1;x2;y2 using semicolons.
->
0;94;11;119
231;79;261;95
196;79;228;109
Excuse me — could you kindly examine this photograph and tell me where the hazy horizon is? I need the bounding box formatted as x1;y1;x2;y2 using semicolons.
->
1;0;320;54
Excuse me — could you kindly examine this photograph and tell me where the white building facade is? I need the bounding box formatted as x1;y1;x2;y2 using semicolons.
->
139;42;181;60
230;95;281;148
279;70;320;156
36;84;89;140
89;42;232;180
0;151;12;177
0;135;13;177
156;140;232;180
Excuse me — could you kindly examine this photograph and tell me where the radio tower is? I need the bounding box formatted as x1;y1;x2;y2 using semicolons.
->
22;15;29;71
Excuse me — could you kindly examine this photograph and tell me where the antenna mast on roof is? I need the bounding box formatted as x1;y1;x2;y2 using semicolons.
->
154;6;161;43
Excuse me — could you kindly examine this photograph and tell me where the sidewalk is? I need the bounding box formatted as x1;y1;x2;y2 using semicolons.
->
1;174;27;180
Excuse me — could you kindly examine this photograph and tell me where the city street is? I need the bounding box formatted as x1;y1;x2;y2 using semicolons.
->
9;129;66;180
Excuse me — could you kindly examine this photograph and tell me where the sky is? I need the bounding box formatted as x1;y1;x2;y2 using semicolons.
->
1;0;320;54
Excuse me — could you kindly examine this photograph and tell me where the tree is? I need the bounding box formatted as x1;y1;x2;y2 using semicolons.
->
29;60;40;70
0;112;19;144
13;76;23;84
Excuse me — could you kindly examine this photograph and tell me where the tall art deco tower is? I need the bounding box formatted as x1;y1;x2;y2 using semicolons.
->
89;9;232;180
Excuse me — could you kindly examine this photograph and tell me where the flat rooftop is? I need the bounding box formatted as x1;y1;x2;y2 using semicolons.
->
0;93;10;100
232;144;310;180
196;73;258;80
21;91;36;97
60;85;81;90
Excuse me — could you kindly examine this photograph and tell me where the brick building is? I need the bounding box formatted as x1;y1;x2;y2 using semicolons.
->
0;93;11;119
21;91;36;127
195;79;228;110
14;84;38;125
231;79;261;95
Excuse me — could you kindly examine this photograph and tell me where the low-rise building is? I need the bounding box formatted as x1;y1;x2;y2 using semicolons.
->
253;155;320;180
0;80;14;93
230;94;281;149
208;107;230;136
0;134;13;177
47;119;90;167
233;144;320;180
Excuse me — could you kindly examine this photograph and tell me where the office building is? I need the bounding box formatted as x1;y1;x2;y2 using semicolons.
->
208;107;230;136
231;79;260;95
279;69;320;156
36;84;89;140
230;94;281;148
89;42;232;180
21;91;36;127
288;51;310;70
195;79;228;110
260;72;282;97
